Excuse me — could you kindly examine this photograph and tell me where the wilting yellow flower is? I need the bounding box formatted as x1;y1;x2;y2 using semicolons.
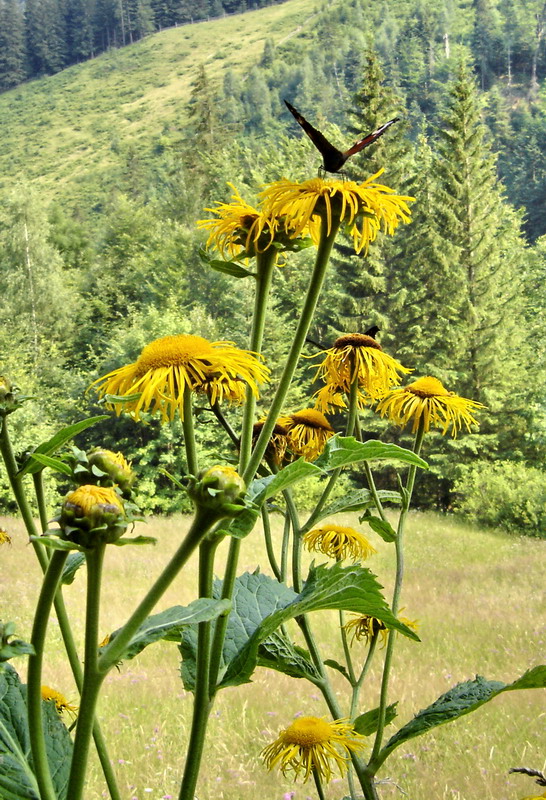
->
343;614;387;646
344;609;419;648
260;171;412;254
41;686;78;718
0;527;12;545
91;334;269;422
376;376;485;437
197;183;279;258
252;418;291;465
313;333;411;408
303;523;377;562
261;715;367;783
282;408;334;461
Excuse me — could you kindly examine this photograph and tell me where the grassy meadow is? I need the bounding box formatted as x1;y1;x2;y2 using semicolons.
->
2;511;545;800
0;0;317;208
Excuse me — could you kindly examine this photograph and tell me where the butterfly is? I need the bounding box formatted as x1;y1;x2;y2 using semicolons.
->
364;325;380;339
284;100;399;173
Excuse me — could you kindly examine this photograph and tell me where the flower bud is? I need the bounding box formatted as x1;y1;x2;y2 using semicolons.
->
188;465;246;517
86;448;135;495
0;376;20;417
59;485;127;547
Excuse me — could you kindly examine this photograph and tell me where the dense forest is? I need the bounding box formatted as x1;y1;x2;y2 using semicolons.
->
1;0;545;531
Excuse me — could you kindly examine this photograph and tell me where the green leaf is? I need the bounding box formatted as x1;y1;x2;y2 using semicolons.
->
17;416;108;476
249;459;323;505
258;632;320;682
354;703;398;736
382;666;546;757
27;454;73;477
216;507;260;540
313;436;428;472
111;535;157;547
0;665;73;799
208;259;256;278
60;552;86;585
361;516;397;543
30;535;86;553
324;659;351;682
218;563;419;689
312;489;402;525
106;599;231;661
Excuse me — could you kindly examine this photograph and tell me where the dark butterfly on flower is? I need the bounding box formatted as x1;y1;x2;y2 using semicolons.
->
364;325;380;339
284;100;399;174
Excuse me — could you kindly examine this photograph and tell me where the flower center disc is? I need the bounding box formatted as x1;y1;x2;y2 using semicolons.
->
282;717;334;746
334;333;382;351
136;335;215;374
290;409;333;430
407;376;450;397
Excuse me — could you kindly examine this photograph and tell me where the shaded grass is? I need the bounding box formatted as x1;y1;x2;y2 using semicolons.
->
1;511;544;800
0;0;317;210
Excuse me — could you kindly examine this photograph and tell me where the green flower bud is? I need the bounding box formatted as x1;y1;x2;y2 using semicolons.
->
85;448;135;495
188;465;246;517
0;376;21;417
59;485;127;547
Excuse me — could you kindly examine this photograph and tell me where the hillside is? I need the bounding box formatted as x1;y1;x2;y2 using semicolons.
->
0;0;316;206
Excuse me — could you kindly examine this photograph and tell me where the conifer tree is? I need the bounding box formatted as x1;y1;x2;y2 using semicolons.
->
25;0;67;75
0;0;27;90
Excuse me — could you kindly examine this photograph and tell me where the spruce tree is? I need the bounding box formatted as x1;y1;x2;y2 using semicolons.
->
0;0;27;90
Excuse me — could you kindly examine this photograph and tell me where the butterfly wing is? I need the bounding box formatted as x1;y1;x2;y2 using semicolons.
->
285;100;345;171
343;117;400;158
364;325;380;338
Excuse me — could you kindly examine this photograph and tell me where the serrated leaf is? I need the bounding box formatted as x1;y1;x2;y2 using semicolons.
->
258;632;320;682
27;454;72;476
311;489;402;526
361;516;397;543
249;459;323;505
0;665;73;799
381;666;546;759
218;563;418;689
17;416;108;476
179;572;297;692
354;703;398;736
60;552;86;585
313;436;428;472
107;599;231;661
216;507;260;540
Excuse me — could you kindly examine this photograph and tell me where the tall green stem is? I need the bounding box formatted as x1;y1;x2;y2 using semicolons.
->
262;505;281;580
369;420;426;769
243;215;342;484
179;537;218;800
239;247;277;471
66;545;106;800
27;549;68;800
183;385;198;476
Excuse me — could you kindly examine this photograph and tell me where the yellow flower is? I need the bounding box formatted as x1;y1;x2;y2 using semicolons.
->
261;715;367;783
520;794;546;800
260;171;412;254
197;183;279;259
343;614;387;646
91;334;270;422
282;408;334;461
344;609;419;648
0;527;12;545
41;686;78;718
252;418;290;465
375;376;485;437
303;523;377;562
313;333;411;407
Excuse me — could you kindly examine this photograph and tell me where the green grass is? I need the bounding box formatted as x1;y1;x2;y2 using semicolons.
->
2;511;544;800
0;0;317;209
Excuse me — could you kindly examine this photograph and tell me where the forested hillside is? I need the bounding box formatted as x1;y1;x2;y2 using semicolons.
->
1;0;545;521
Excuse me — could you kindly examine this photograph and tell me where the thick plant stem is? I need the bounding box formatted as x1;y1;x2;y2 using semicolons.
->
99;508;218;673
238;247;277;471
183;384;198;476
1;420;122;800
27;549;68;800
179;537;218;800
243;215;342;484
369;420;426;769
66;545;106;800
262;505;281;580
312;766;327;800
355;417;388;523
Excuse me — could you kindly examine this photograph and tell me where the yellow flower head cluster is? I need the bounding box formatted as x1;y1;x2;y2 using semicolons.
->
261;715;367;783
259;170;412;253
91;334;270;422
303;523;376;562
280;408;335;461
41;686;78;718
313;333;411;410
376;376;485;437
